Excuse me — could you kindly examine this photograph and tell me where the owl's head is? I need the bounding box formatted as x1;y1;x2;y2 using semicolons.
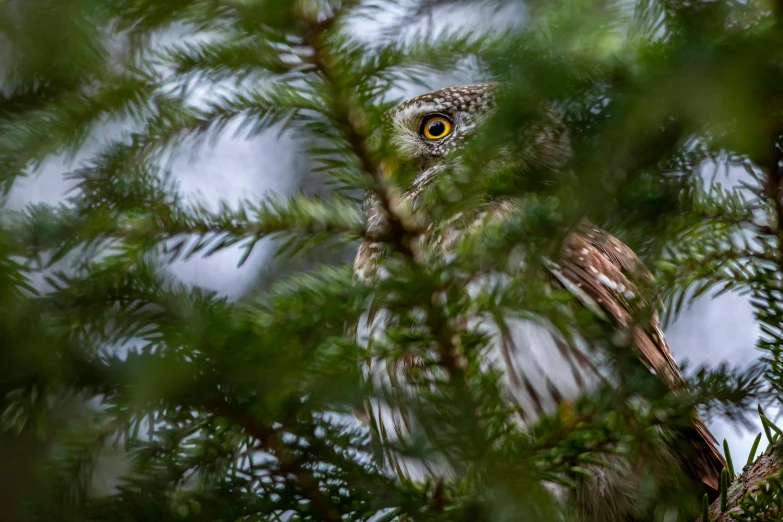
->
360;83;571;268
382;83;571;193
385;82;498;161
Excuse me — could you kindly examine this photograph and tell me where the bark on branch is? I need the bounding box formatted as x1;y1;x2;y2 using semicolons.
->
699;443;783;522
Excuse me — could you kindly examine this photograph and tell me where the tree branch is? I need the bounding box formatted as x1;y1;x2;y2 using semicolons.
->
699;443;783;522
298;4;421;262
215;400;343;522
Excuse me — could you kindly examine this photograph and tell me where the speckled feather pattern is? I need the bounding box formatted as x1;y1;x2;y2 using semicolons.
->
385;82;497;160
353;83;726;521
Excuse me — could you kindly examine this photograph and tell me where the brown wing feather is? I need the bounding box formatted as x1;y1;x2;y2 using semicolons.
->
555;222;726;494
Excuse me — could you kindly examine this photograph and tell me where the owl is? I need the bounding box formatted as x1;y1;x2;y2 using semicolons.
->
353;83;726;521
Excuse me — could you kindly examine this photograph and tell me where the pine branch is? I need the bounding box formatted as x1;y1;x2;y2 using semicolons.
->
699;442;783;522
299;4;421;262
7;1;783;521
212;399;343;522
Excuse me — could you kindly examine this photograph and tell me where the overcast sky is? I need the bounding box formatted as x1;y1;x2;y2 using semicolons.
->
4;0;766;468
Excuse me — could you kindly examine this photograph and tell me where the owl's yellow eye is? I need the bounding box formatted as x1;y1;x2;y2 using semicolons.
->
421;115;452;140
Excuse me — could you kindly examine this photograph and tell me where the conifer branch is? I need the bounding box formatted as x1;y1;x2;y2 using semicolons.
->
213;400;342;522
6;1;783;521
298;3;420;262
699;442;783;522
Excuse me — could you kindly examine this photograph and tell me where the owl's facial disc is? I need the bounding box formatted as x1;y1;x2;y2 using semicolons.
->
386;83;498;162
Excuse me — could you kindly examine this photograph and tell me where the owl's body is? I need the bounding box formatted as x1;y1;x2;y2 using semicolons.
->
353;84;725;521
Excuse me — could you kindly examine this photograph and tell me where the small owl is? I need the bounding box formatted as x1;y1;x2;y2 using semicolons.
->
353;83;726;521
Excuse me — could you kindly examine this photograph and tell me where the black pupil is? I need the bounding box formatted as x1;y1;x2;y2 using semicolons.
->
428;119;446;137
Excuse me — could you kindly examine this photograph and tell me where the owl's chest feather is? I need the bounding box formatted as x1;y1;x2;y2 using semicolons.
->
355;208;616;482
357;296;607;483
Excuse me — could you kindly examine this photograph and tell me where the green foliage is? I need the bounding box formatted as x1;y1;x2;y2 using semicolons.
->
2;0;783;521
732;473;783;522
